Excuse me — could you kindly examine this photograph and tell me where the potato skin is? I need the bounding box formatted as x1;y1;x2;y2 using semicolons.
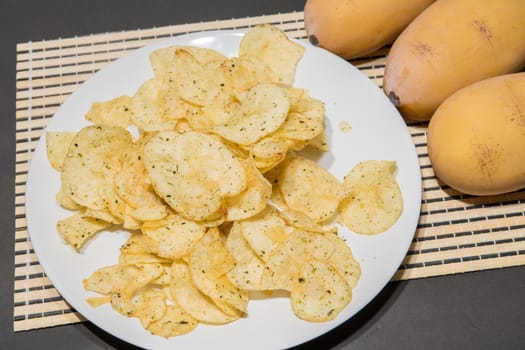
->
383;0;525;121
304;0;434;59
427;73;525;196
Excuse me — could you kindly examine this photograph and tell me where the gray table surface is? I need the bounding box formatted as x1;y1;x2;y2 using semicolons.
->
1;1;524;349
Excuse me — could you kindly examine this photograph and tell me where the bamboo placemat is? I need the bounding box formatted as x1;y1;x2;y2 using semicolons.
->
14;11;525;332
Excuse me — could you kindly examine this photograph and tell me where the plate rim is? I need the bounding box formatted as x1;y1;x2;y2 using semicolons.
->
25;28;422;349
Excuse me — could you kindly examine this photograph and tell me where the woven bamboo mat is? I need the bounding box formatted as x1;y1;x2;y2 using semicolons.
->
14;11;525;332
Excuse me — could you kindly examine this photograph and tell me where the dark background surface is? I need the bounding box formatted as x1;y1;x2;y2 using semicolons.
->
1;1;524;349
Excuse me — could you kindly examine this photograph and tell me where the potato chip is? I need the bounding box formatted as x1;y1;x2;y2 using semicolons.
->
219;56;273;92
128;206;168;222
56;212;112;251
61;125;133;211
85;95;133;129
170;260;241;324
189;228;248;313
119;253;170;265
81;208;120;224
325;233;361;289
225;222;265;290
251;136;290;160
55;185;83;211
130;79;178;132
83;263;163;298
240;205;292;262
144;131;247;220
192;97;241;131
212;83;290;145
224;159;272;221
86;296;111;308
147;304;198;338
263;164;289;210
172;48;229;107
142;213;206;260
278;209;337;235
339;160;403;235
123;207;143;231
307;129;329;152
103;185;127;223
46;131;76;171
132;288;168;328
114;140;168;219
111;288;167;328
120;233;152;254
279;156;344;223
149;263;172;285
150;46;226;81
239;24;305;85
273;107;324;142
260;230;336;291
290;260;352;322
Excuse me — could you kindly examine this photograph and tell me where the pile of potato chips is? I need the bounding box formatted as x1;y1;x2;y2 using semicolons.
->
46;24;402;338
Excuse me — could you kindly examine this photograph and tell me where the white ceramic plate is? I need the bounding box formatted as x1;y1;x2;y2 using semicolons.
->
26;30;421;350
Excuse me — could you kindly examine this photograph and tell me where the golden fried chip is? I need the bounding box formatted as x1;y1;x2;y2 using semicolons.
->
46;131;76;171
219;56;273;92
85;95;133;128
114;141;167;214
290;260;352;322
189;228;248;313
61;125;133;210
260;230;336;291
123;207;143;231
172;48;228;107
55;185;83;211
212;83;290;145
147;304;198;338
307;129;329;152
339;160;403;235
120;233;152;254
144;131;246;220
224;159;272;221
86;296;111;308
240;205;292;262
82;208;121;225
83;263;163;298
132;288;167;328
111;288;167;328
279;156;344;223
142;213;206;260
170;260;241;324
130;78;178;132
279;209;337;235
119;253;170;265
325;233;361;289
57;212;112;251
150;46;226;81
239;24;305;84
225;222;265;290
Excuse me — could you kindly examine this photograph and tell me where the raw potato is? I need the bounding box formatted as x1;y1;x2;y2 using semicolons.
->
304;0;434;59
428;73;525;196
383;0;525;120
